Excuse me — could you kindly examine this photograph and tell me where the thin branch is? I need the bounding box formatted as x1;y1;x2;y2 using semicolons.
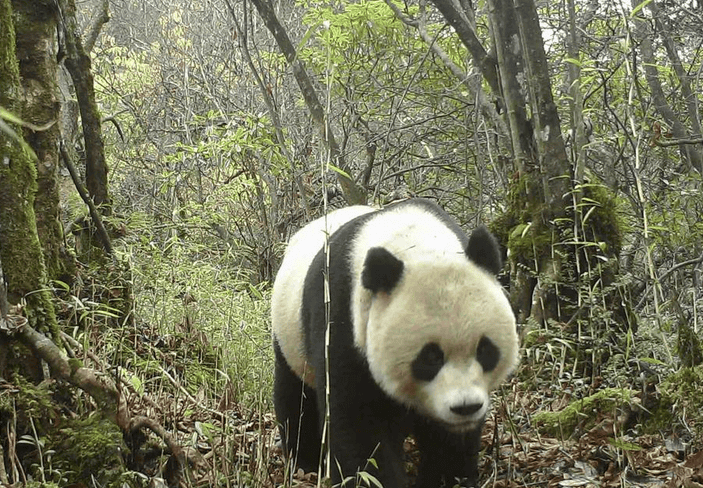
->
428;0;502;97
658;252;703;283
654;136;703;147
224;0;309;218
247;0;366;204
83;0;109;53
17;322;127;426
635;252;703;310
59;141;113;255
385;0;507;137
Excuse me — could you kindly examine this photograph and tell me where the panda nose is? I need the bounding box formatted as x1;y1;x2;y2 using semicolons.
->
450;402;483;416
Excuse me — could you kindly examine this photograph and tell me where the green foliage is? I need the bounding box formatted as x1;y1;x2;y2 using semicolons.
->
127;218;274;406
300;0;465;104
646;173;703;258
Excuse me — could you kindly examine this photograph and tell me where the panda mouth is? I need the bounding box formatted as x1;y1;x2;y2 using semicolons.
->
441;419;481;433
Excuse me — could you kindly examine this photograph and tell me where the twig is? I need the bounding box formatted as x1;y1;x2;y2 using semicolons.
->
158;365;226;423
635;252;703;310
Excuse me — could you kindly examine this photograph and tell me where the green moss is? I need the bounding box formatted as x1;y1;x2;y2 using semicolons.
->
575;179;624;256
677;322;703;368
0;0;62;345
68;357;83;373
534;387;636;438
48;414;128;485
0;0;20;101
0;374;57;422
646;365;703;442
490;174;554;264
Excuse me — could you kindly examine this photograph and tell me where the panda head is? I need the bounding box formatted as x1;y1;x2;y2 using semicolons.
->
360;226;518;432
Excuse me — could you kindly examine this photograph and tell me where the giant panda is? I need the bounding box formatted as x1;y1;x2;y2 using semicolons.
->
271;199;519;488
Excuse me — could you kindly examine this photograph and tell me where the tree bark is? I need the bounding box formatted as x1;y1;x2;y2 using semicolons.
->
57;0;111;209
248;0;367;204
514;0;570;207
0;0;61;343
486;0;535;171
11;0;75;281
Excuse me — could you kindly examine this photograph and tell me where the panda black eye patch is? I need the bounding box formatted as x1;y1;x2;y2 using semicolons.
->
411;342;445;381
476;336;500;372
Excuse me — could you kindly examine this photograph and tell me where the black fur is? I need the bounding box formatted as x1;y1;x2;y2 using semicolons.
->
362;247;405;293
466;225;502;275
476;336;500;372
411;342;445;382
273;199;498;488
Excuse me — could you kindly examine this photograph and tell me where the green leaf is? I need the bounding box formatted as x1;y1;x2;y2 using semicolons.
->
608;438;642;451
328;164;351;180
630;0;652;17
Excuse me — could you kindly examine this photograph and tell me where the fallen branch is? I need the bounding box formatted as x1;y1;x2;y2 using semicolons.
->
10;321;203;480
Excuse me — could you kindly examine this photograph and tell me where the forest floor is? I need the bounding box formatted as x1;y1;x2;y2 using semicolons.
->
131;357;703;488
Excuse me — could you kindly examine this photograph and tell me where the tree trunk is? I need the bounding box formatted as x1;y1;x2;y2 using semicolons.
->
58;0;111;209
631;0;703;173
434;0;617;327
248;0;367;205
11;0;75;282
0;0;61;344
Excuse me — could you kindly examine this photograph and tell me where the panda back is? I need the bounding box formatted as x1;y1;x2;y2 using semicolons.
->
271;205;375;385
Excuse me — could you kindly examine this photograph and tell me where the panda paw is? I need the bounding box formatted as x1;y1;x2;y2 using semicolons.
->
451;476;477;488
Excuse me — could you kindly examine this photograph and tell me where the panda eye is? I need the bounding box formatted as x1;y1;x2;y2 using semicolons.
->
477;336;500;372
411;342;445;381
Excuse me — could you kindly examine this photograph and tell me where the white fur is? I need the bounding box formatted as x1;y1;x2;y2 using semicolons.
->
349;203;519;431
271;206;375;386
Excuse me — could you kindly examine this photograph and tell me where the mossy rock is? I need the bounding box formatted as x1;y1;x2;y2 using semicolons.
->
533;387;636;438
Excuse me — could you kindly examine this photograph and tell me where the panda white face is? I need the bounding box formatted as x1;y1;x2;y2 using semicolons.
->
362;255;518;432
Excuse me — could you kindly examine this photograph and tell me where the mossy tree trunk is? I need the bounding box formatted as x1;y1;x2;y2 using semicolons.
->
487;0;571;325
0;0;61;344
12;0;75;283
432;0;632;333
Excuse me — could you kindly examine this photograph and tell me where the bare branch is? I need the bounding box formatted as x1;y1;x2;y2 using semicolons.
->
59;141;113;255
83;0;109;53
247;0;367;204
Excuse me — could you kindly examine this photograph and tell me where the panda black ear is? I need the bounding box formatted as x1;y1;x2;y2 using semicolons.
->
362;247;404;293
466;226;502;276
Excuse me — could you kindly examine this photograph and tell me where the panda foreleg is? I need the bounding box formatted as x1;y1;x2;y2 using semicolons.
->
314;369;407;488
326;412;406;488
413;420;483;488
273;341;321;473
